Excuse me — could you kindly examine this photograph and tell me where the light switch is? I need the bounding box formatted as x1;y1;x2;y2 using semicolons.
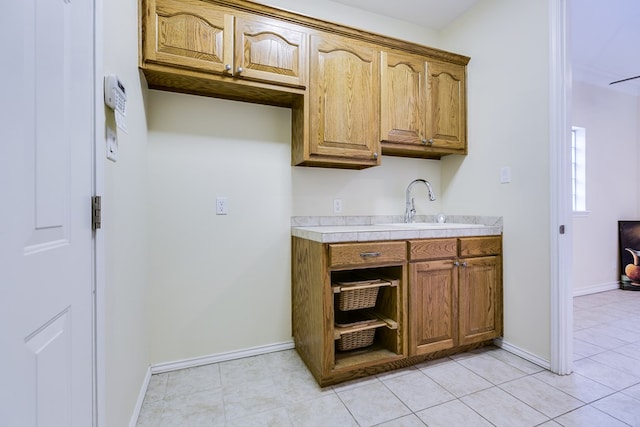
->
500;166;511;184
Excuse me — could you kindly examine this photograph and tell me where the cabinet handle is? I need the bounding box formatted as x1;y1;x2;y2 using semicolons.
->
462;261;468;267
427;138;434;146
360;252;381;259
454;261;460;267
237;67;244;74
373;152;378;159
421;138;428;145
224;64;232;72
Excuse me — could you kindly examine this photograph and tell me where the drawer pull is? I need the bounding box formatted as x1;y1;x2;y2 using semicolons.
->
360;251;381;259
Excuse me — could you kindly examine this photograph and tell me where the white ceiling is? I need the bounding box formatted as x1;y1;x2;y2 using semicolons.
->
331;0;640;96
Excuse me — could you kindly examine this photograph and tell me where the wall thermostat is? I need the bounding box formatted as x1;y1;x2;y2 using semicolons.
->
104;75;126;114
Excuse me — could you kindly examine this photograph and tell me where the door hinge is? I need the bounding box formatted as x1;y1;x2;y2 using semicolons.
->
92;196;102;230
559;224;565;234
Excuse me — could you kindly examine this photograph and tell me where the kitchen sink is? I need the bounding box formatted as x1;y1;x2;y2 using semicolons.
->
376;222;485;229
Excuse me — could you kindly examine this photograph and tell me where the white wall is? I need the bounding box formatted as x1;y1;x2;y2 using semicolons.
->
103;0;150;425
145;0;446;364
145;0;557;366
572;81;640;294
440;0;553;360
146;80;443;363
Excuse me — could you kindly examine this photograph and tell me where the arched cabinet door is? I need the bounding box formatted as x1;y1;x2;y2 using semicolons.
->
306;33;381;168
426;60;467;153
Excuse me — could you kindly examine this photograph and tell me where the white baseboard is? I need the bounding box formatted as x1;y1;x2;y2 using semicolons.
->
493;338;551;370
130;340;295;426
573;281;619;297
129;366;152;427
150;340;295;374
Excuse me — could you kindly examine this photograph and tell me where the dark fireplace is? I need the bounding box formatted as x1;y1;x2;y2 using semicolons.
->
619;221;640;291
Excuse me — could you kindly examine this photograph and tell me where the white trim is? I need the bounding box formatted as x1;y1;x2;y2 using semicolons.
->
128;367;152;427
549;0;573;375
494;338;551;370
93;0;106;424
150;341;295;374
573;281;620;297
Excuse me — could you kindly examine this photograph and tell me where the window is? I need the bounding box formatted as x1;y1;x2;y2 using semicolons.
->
571;126;586;212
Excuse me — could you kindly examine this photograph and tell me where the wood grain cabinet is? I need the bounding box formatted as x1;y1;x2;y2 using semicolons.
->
408;239;458;355
458;237;503;345
381;52;467;158
292;238;406;386
140;0;470;168
293;234;502;386
141;0;307;105
408;236;502;356
292;34;381;169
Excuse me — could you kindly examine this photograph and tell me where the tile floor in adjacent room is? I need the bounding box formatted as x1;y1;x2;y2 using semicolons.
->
137;289;640;426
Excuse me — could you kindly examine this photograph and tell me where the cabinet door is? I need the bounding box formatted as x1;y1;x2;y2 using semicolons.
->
234;15;307;87
147;0;232;74
426;60;466;152
308;34;380;166
380;51;427;146
410;260;457;355
458;256;502;345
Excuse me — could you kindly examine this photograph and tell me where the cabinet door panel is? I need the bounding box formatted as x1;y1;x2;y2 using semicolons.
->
151;0;231;74
426;61;466;151
410;260;457;355
235;15;307;87
380;51;426;145
309;34;380;164
459;256;502;345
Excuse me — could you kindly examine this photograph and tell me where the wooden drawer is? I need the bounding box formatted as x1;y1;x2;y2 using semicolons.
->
409;239;457;261
329;242;406;269
459;236;501;257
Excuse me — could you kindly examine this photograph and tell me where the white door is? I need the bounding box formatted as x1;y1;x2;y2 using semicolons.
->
0;0;95;425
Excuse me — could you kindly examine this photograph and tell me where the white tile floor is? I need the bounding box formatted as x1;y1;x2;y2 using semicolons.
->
137;289;640;426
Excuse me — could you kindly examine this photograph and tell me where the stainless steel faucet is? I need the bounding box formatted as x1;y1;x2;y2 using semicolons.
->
404;179;436;223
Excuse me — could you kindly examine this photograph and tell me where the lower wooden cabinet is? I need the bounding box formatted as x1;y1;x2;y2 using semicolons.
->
458;255;502;345
408;236;502;356
410;259;458;355
292;234;502;386
292;238;406;386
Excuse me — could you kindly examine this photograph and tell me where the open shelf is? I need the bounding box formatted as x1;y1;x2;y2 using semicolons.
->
331;265;403;369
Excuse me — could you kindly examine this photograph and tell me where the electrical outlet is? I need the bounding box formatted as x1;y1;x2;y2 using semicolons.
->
333;199;342;214
216;197;228;215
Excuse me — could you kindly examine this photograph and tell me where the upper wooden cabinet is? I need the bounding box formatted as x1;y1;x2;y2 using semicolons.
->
139;0;470;168
141;0;307;105
381;52;467;158
295;34;380;168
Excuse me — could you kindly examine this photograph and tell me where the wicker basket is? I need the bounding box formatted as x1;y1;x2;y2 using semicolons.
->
335;280;381;311
335;310;377;351
336;328;376;351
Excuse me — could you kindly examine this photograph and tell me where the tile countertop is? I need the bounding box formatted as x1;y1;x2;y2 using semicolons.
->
291;215;503;243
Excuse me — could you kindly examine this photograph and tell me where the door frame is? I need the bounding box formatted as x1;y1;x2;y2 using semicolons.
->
93;0;106;424
549;0;573;375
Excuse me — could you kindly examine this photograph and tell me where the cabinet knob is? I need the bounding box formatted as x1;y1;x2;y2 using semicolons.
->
454;261;460;267
462;261;468;267
427;138;434;146
236;67;244;74
421;138;428;145
373;152;378;159
224;64;232;72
